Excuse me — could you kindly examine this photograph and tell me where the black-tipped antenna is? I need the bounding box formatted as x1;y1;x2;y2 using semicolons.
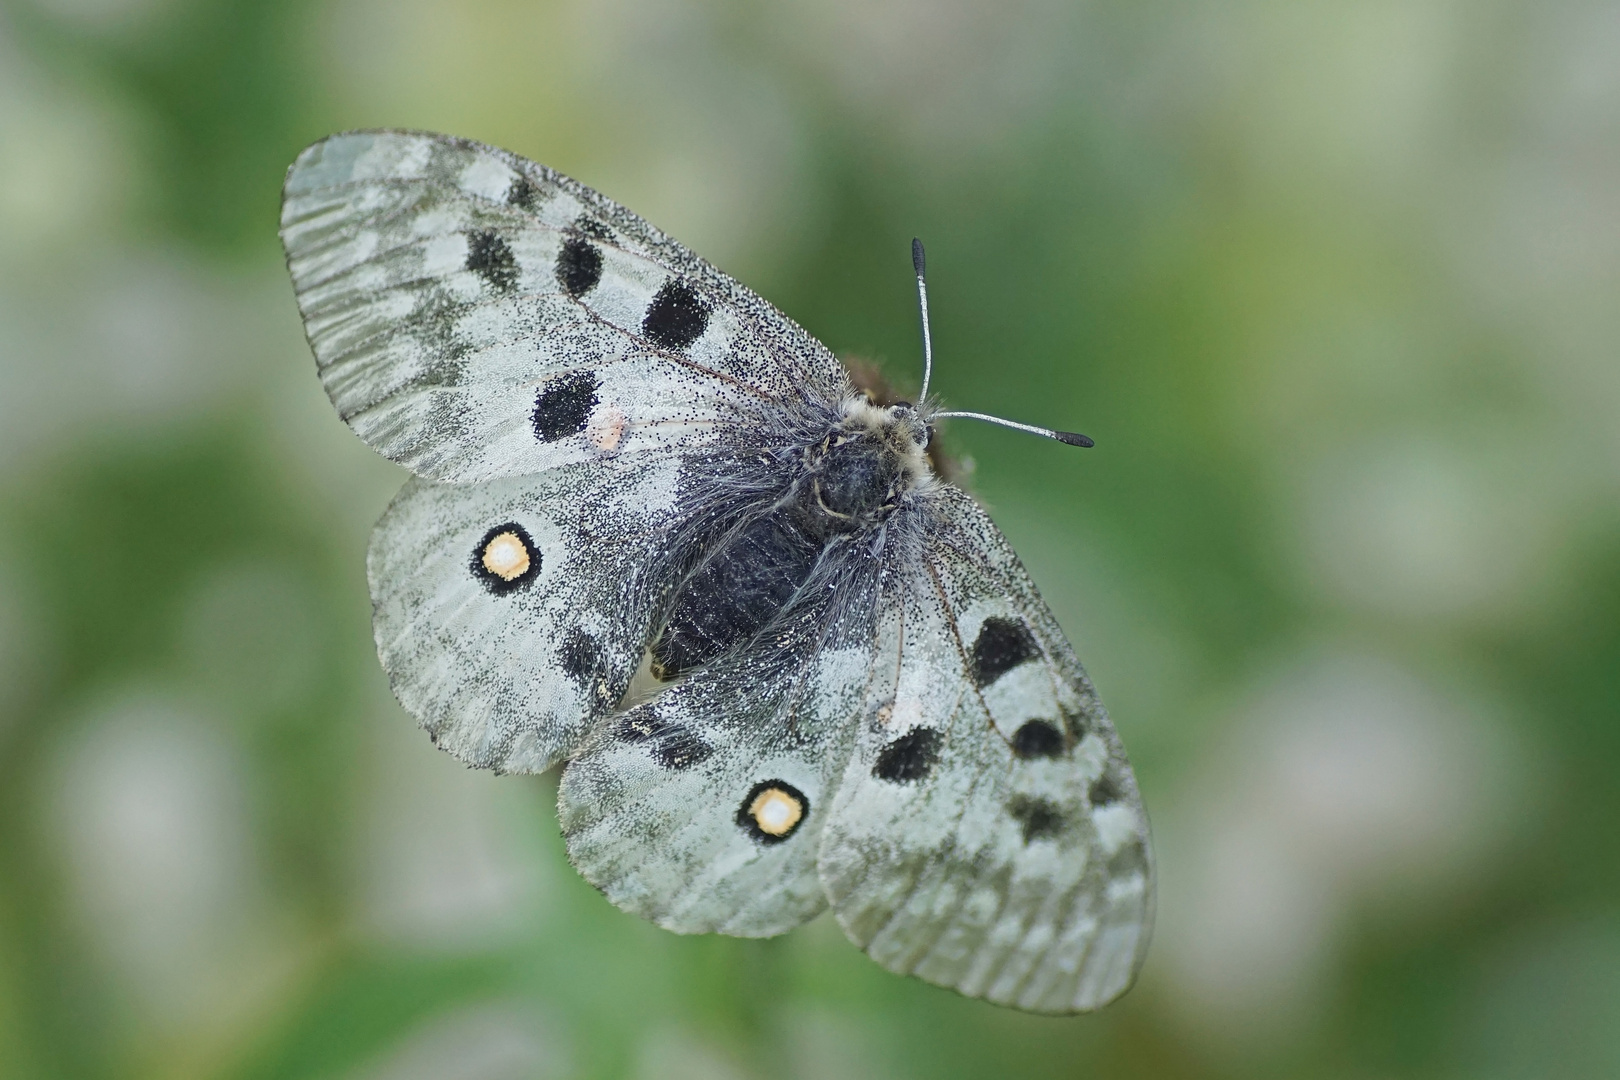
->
912;238;934;402
911;238;1094;449
932;410;1095;448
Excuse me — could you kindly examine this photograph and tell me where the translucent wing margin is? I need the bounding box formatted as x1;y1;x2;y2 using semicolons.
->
368;457;682;773
280;130;849;482
817;486;1154;1013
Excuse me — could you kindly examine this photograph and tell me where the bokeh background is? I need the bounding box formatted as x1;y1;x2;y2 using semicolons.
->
3;0;1619;1077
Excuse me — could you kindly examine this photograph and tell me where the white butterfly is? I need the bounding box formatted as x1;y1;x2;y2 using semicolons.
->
280;130;1153;1013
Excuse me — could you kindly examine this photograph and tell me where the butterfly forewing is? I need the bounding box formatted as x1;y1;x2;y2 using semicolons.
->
280;130;848;482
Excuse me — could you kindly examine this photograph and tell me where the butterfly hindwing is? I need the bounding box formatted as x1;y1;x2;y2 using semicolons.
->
281;130;848;482
557;611;874;936
817;487;1154;1013
369;457;682;773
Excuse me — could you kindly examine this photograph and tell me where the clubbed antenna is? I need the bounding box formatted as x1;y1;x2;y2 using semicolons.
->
930;410;1095;447
909;238;1094;450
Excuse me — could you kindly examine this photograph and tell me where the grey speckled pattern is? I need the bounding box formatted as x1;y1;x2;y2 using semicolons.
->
282;130;1153;1013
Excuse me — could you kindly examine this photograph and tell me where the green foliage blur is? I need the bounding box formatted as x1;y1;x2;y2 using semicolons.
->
2;1;1618;1078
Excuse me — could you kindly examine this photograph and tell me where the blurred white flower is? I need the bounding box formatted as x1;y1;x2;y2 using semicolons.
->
0;250;278;474
44;690;300;1035
0;29;135;257
1152;649;1536;1049
323;0;818;276
1440;1;1620;479
767;0;1079;151
23;0;179;36
350;999;569;1080
781;1008;895;1080
1204;0;1459;198
0;556;47;732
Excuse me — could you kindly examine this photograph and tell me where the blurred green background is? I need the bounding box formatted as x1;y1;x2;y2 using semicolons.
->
2;0;1619;1077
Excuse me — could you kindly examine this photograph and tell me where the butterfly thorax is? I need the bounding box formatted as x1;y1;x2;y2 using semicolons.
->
647;397;932;680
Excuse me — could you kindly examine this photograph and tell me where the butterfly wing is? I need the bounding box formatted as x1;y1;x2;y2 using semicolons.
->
817;486;1154;1013
280;130;848;482
368;455;683;773
557;543;892;938
556;599;876;936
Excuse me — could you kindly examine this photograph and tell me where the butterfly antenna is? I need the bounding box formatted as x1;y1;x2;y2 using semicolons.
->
930;411;1095;447
913;238;934;403
910;237;1094;449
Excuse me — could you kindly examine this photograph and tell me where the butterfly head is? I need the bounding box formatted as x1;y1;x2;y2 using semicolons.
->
883;401;932;451
834;395;932;467
795;397;935;534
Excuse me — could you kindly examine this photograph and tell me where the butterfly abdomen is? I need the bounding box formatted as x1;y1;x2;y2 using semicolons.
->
649;510;821;679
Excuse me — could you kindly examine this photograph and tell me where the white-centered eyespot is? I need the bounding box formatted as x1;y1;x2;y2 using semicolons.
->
737;780;808;843
752;788;801;834
471;522;540;594
482;531;530;580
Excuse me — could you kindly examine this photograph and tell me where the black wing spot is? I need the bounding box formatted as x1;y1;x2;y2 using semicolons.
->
873;727;942;784
558;628;601;683
1007;795;1065;844
1089;771;1122;807
614;711;713;769
555;236;604;298
507;175;540;210
970;616;1040;687
736;779;809;844
652;726;713;770
642;278;710;350
1011;720;1065;759
469;523;540;595
532;371;599;441
615;712;665;743
466;228;518;292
